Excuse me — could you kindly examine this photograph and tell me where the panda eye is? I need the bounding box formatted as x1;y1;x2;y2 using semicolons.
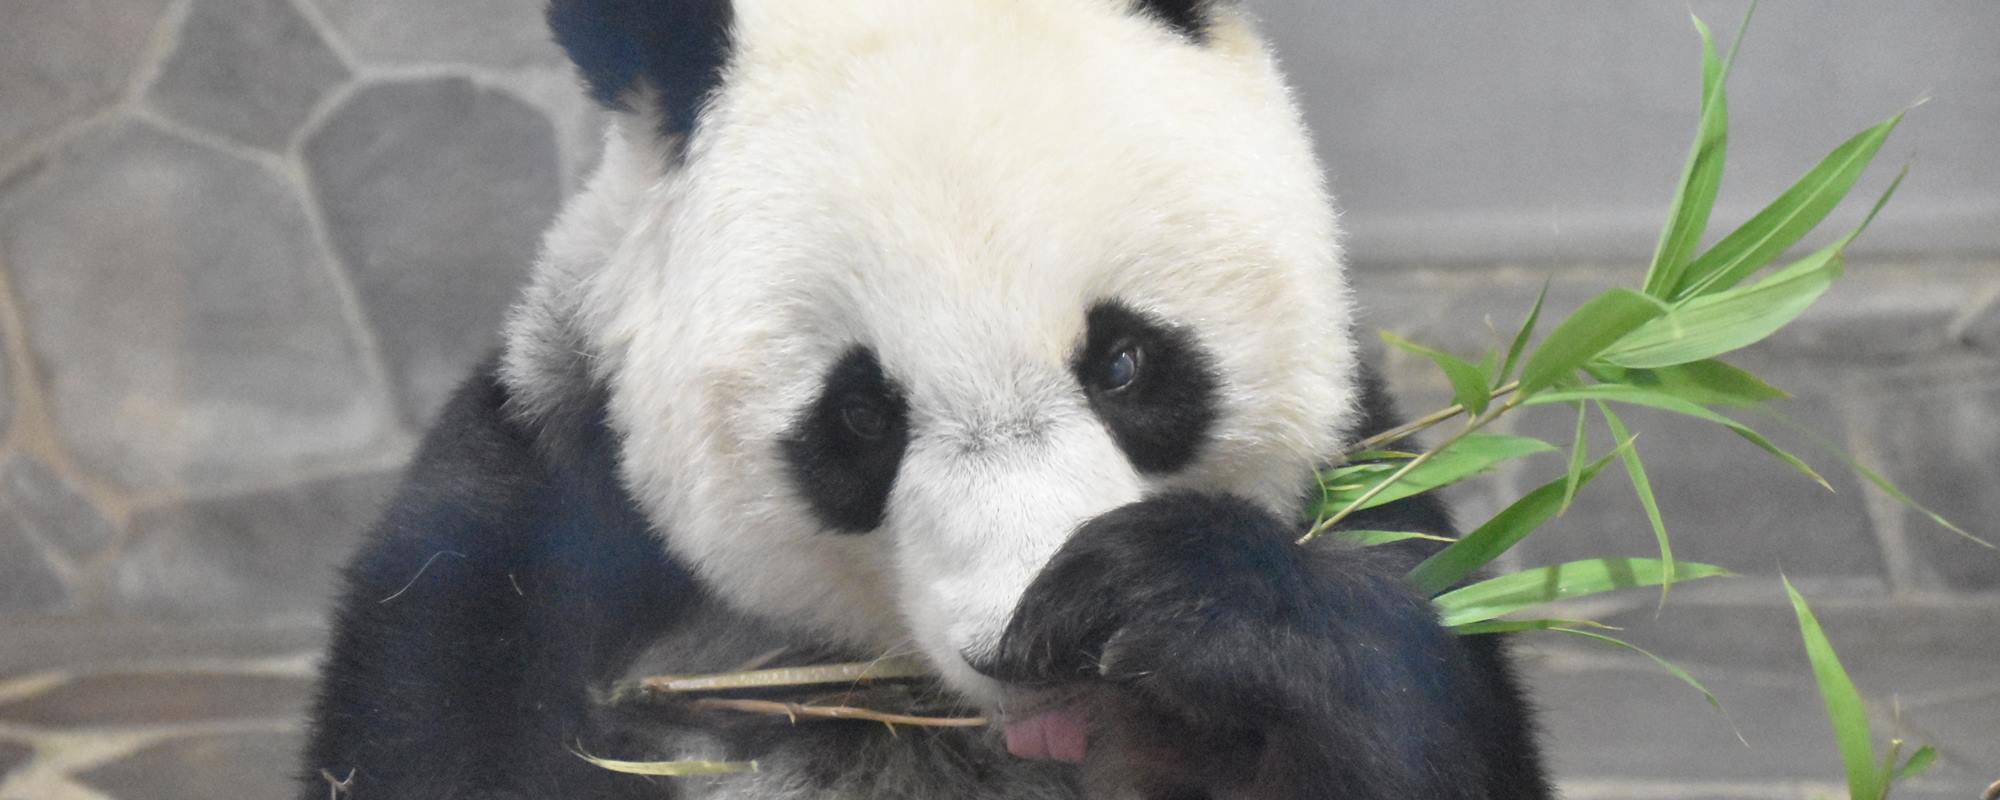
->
840;398;890;440
1098;340;1143;393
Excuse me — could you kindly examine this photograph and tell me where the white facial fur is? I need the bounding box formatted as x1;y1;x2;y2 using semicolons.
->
514;0;1359;708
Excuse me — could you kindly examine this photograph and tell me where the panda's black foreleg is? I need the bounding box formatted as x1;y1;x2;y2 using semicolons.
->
991;491;1547;800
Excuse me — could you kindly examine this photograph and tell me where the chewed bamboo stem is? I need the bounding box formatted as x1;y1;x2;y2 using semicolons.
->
690;698;989;728
577;752;761;777
610;655;934;704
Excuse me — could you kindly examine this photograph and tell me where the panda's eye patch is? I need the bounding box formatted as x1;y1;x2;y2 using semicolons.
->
1072;302;1220;474
781;347;910;534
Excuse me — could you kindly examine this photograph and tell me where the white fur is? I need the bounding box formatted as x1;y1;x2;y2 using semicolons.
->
509;0;1358;710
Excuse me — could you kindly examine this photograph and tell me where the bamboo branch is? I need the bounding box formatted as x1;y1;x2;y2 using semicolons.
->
689;698;989;728
1346;381;1521;456
1300;390;1525;545
609;656;934;705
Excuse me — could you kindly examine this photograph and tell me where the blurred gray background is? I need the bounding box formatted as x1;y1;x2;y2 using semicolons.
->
0;1;1994;798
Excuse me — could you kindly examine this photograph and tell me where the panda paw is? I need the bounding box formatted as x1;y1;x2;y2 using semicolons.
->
991;493;1329;716
988;492;1470;793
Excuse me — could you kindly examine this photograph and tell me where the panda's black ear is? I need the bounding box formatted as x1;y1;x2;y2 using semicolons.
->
547;0;734;140
1131;0;1218;42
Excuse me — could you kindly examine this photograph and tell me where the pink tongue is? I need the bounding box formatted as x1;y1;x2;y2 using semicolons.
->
1005;708;1090;764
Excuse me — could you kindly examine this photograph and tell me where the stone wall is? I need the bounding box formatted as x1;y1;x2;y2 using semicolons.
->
0;0;611;623
0;1;1994;797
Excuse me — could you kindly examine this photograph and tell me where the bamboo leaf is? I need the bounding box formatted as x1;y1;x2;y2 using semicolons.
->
1609;170;1907;369
1877;740;1906;799
1609;245;1842;369
1588;359;1789;408
1383;331;1492;416
1525;384;1832;491
1784;576;1884;800
1597;402;1675;608
1642;11;1733;298
1672;113;1904;299
1315;434;1556;516
1754;409;1992;550
1519;289;1669;394
1498;281;1551;386
1408;445;1624;596
1553;627;1743;745
1848;457;1989;549
1564;402;1591;512
1892;745;1937;782
1452;618;1612;636
1434;559;1731;627
1555;627;1727;713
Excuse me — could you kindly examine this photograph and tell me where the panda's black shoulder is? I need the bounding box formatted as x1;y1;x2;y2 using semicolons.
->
299;357;694;799
384;358;541;521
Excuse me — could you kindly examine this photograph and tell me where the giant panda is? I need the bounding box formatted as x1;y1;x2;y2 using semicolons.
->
299;1;1550;798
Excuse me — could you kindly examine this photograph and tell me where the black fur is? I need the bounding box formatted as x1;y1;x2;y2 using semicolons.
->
781;346;912;533
1073;302;1221;475
985;373;1547;799
297;358;688;799
1131;0;1215;42
547;0;733;141
300;360;1546;798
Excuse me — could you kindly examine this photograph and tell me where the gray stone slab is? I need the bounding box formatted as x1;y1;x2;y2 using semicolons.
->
2;456;117;565
1759;274;1971;363
1351;269;1612;360
79;729;304;800
1511;355;1885;583
0;672;311;727
0;621;324;677
0;120;395;495
1535;601;2000;698
1900;686;2000;783
148;0;350;152
1895;780;2000;800
306;78;559;426
1531;655;1990;793
1864;368;2000;592
0;330;10;440
0;510;70;614
1961;292;2000;355
0;0;173;161
0;740;30;784
1529;663;1845;782
111;471;392;622
309;0;566;69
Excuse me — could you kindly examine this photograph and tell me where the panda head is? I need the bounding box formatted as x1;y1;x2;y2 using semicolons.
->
513;0;1358;708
